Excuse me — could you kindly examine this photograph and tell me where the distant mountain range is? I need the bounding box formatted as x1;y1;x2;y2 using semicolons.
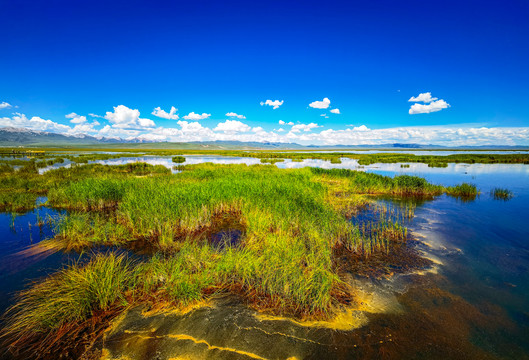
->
1;127;528;150
0;127;120;146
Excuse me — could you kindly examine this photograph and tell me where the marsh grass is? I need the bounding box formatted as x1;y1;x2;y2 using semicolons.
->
491;187;513;200
260;158;284;164
0;162;170;213
1;252;133;358
172;156;186;163
446;183;479;200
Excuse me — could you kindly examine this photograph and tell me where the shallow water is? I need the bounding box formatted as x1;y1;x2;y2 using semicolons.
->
285;149;529;155
2;156;529;358
0;206;73;314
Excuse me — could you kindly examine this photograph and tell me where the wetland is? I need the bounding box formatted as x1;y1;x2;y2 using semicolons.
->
0;149;528;359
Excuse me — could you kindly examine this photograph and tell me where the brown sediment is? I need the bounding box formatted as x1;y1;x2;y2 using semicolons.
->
328;274;521;360
98;275;524;360
333;240;433;280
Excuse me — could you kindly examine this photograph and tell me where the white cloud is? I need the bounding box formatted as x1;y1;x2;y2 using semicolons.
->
0;113;71;132
183;112;211;120
408;93;450;115
408;92;438;103
260;100;284;109
65;112;87;124
104;105;155;128
152;106;179;120
279;120;285;125
1;108;527;147
214;120;252;133
98;125;141;139
409;99;450;114
0;102;12;109
226;112;246;119
89;113;104;118
68;123;98;135
291;123;321;133
309;97;330;109
330;108;340;114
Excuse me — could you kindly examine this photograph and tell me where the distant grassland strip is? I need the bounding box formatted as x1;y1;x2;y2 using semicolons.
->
1;147;529;165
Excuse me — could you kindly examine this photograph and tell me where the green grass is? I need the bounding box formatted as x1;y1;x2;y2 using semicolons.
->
3;253;132;332
0;162;170;213
260;158;284;164
446;183;478;198
172;156;186;163
491;187;513;200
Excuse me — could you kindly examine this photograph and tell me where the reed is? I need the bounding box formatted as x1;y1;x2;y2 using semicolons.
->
446;183;478;199
491;187;513;200
1;253;133;354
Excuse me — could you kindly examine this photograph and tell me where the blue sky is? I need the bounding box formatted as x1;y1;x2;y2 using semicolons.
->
1;0;529;145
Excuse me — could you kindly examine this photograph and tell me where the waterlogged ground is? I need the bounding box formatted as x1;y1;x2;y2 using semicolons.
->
1;154;528;359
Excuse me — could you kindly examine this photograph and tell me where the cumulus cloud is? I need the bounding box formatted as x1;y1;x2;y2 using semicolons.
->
104;105;155;128
2;110;528;146
408;92;450;114
291;123;321;133
152;106;179;120
65;112;87;124
309;97;330;109
279;120;294;125
409;99;450;114
408;92;438;103
214;120;252;133
0;113;71;132
260;100;284;109
98;125;141;139
183;112;211;120
226;112;246;119
92;124;529;146
89;113;104;118
330;108;340;114
0;102;12;109
68;123;98;135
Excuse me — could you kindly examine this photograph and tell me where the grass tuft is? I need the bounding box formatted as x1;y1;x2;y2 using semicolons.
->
491;187;513;200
